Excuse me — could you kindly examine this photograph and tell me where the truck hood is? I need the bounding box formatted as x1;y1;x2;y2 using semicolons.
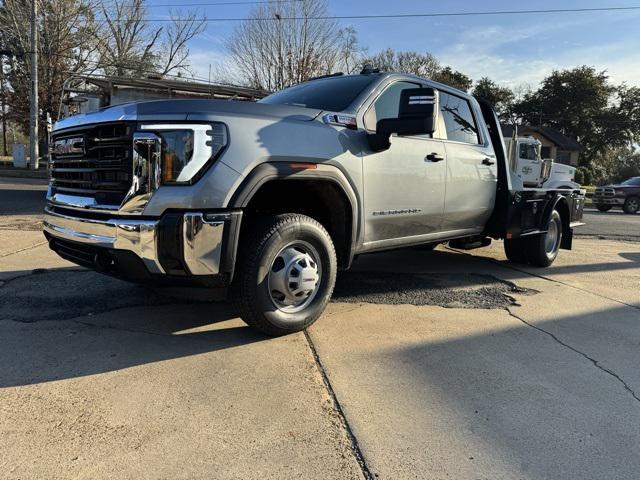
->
54;99;323;131
604;183;636;189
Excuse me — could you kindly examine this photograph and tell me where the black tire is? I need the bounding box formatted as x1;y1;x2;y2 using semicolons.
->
596;204;612;212
504;238;528;264
231;214;337;336
526;210;563;267
623;196;639;214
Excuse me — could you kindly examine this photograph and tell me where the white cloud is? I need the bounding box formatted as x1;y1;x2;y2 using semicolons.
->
436;19;640;88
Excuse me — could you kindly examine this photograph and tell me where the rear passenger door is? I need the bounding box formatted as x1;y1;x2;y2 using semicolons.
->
438;91;498;232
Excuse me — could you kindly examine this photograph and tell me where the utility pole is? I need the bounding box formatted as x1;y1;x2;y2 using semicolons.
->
29;0;39;170
0;53;8;157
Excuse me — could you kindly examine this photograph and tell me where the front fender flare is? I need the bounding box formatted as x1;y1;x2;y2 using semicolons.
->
228;162;361;261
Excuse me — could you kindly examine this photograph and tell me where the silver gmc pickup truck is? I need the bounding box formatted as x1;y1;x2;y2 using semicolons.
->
44;71;585;335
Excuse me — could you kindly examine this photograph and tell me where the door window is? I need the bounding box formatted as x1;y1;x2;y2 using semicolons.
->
438;92;480;144
519;143;539;161
541;146;551;158
364;81;420;131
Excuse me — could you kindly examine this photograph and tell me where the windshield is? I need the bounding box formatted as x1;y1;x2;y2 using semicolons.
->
621;177;640;186
259;75;377;111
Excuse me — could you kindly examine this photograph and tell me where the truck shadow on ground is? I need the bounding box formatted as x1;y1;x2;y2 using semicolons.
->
491;251;640;276
1;245;635;388
0;248;530;388
0;268;266;388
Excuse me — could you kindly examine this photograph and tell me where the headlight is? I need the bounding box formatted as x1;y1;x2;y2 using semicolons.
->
139;123;227;184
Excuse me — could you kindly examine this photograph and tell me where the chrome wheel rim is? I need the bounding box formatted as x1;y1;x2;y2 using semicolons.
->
628;199;638;212
267;241;322;313
545;217;561;257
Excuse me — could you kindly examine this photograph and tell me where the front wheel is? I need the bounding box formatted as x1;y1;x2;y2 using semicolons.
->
232;214;337;336
526;210;563;267
596;204;612;212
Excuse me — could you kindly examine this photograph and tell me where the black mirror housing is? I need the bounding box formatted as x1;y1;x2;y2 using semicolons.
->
367;87;438;152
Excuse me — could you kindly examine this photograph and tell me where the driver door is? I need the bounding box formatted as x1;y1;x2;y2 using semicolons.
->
361;81;446;246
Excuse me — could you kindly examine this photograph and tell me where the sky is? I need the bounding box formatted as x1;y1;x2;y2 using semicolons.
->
148;0;640;88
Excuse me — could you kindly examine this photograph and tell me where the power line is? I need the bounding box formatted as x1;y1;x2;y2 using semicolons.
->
105;0;302;9
103;5;640;22
13;49;219;84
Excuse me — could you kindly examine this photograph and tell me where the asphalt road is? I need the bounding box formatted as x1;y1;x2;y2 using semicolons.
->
2;175;640;479
579;208;640;242
0;177;47;217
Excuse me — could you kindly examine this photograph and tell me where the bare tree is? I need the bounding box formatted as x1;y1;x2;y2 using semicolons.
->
330;26;366;75
0;0;97;131
363;48;474;90
363;49;441;78
226;0;361;91
95;0;161;76
94;0;205;77
159;11;206;76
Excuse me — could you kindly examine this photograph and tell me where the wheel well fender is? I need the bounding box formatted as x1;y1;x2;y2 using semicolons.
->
228;163;360;268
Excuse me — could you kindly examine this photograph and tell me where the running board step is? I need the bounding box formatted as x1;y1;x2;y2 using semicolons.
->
449;237;492;250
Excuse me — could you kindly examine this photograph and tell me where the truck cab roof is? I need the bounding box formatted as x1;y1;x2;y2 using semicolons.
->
259;71;471;115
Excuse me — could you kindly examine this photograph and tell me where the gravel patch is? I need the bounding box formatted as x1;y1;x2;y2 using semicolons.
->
333;271;535;309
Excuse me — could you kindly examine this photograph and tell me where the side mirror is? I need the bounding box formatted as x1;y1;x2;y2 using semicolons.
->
368;88;438;152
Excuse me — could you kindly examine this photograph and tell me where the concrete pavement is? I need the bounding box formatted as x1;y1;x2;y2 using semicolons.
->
1;177;640;479
0;232;363;480
310;242;640;479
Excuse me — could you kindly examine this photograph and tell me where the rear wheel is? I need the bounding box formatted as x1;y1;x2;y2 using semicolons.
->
526;210;563;267
504;238;528;264
232;214;337;336
623;196;639;214
596;204;612;212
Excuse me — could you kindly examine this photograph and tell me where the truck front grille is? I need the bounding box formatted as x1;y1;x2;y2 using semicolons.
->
50;122;135;205
595;187;615;197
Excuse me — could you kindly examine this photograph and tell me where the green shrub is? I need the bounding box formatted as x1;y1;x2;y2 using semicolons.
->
575;167;593;185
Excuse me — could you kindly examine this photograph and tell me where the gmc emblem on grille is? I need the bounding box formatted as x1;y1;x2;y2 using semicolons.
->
53;137;84;155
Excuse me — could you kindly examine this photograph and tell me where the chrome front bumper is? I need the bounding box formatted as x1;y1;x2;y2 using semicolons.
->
592;197;624;205
43;206;240;277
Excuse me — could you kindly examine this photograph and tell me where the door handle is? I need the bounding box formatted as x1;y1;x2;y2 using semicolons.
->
426;153;444;162
482;157;495;166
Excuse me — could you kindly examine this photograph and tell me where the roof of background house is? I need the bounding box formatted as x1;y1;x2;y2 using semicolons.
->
500;125;583;151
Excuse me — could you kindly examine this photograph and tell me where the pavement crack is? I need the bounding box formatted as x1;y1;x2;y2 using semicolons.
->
506;306;640;404
0;240;47;258
324;304;366;316
303;329;374;480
